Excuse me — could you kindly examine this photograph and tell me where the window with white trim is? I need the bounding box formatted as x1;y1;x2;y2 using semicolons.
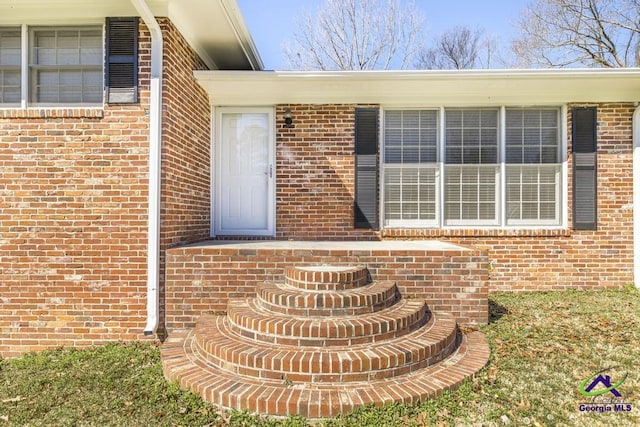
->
382;107;563;228
383;110;439;227
0;25;103;106
505;108;561;225
444;109;499;225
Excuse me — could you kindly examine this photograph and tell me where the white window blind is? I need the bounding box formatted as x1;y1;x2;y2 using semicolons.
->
383;110;438;226
0;28;21;104
505;108;561;224
445;165;498;222
382;106;563;229
30;27;102;104
444;109;499;224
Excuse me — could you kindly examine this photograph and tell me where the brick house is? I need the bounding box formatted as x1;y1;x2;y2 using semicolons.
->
1;0;640;359
0;0;261;356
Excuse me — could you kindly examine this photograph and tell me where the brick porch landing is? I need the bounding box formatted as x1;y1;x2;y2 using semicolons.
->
162;264;490;418
165;240;489;330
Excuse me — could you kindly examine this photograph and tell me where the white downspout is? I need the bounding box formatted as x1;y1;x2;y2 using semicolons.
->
130;0;163;335
633;104;640;288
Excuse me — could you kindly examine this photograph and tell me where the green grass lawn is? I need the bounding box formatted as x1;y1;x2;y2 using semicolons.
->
1;287;639;426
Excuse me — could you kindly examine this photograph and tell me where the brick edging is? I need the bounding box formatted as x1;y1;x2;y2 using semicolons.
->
0;108;105;119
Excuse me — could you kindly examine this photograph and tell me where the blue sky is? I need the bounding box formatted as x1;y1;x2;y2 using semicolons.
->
237;0;532;69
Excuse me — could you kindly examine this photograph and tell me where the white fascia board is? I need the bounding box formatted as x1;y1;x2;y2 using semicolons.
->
0;0;262;71
218;0;263;70
195;68;640;106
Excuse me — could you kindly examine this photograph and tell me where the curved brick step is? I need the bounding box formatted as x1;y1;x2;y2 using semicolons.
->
191;312;459;382
161;329;489;418
227;298;429;347
257;280;398;316
284;265;370;291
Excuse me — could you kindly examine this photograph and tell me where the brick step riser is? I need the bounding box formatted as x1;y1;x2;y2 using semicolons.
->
192;315;459;379
161;331;489;418
256;298;398;317
193;329;460;383
226;301;430;346
161;263;491;418
284;266;370;291
258;281;398;311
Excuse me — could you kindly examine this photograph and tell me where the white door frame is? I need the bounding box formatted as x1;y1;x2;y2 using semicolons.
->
212;106;275;237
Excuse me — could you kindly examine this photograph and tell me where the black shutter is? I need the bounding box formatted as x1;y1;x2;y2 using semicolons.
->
572;107;597;230
354;108;379;229
105;17;139;104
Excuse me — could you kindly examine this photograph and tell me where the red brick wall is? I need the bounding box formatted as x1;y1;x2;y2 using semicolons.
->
0;22;151;356
160;19;211;249
165;243;489;329
158;19;212;329
276;105;378;240
274;103;635;292
0;19;211;357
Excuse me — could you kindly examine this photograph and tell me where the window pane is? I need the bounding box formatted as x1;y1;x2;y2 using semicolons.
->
31;27;103;104
384;166;437;223
57;31;81;65
506;108;561;224
419;203;436;218
506;108;559;164
506;164;559;224
541;109;558;127
445;165;497;223
445;109;498;164
384;110;438;164
540;203;556;220
36;86;58;103
383;110;439;226
59;70;82;102
0;29;21;104
82;70;103;102
0;29;21;66
34;31;56;65
0;69;20;103
80;30;102;65
385;110;402;127
541;145;558;163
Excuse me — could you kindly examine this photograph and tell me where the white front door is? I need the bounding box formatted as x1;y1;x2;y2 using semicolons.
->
215;108;275;236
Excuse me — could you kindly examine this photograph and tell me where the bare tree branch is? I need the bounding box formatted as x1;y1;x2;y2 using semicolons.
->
416;26;502;69
283;0;424;70
511;0;640;67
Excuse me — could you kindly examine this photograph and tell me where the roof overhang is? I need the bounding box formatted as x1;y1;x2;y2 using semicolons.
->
0;0;262;70
195;68;640;106
168;0;262;70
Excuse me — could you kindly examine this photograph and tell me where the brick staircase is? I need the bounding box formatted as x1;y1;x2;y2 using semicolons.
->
161;265;489;418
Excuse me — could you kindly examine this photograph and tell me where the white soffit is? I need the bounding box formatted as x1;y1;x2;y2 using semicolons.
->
168;0;262;70
0;0;168;24
0;0;262;71
195;68;640;106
